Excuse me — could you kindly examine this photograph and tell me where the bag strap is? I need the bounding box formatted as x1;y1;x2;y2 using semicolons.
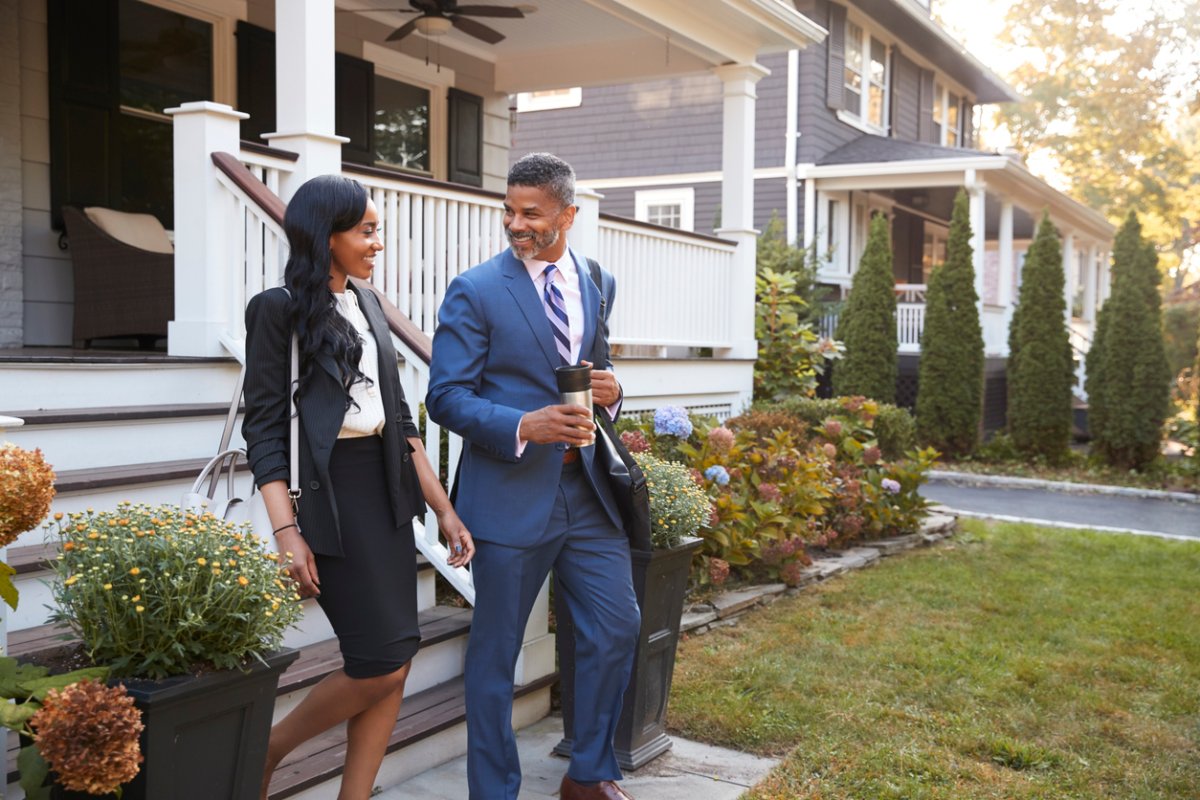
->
208;333;301;507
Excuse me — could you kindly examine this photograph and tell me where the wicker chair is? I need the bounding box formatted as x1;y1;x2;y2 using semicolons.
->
62;206;174;348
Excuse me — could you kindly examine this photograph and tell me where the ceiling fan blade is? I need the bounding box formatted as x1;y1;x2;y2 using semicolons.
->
454;5;524;17
385;18;420;41
450;14;505;43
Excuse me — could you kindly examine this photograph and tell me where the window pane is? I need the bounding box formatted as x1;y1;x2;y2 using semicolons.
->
118;113;174;227
646;204;681;228
946;95;960;147
119;0;212;115
933;82;944;124
869;85;885;127
846;23;863;71
869;38;886;85
374;76;431;172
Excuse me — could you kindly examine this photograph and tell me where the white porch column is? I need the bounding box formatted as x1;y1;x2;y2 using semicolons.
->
263;0;348;200
998;201;1015;333
1062;230;1076;324
1083;241;1098;325
966;172;986;315
572;187;603;261
802;172;816;252
713;62;770;389
166;101;249;357
1100;249;1112;303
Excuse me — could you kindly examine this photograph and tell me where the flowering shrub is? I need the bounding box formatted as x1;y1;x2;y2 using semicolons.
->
0;443;57;610
31;678;143;795
653;405;693;438
47;503;302;679
632;452;710;549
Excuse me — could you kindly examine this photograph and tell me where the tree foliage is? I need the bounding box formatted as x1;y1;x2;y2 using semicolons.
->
1007;213;1073;460
997;0;1200;286
833;214;897;402
915;190;984;456
1084;211;1171;469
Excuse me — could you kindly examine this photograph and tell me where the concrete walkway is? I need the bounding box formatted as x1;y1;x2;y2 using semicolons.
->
922;475;1199;540
375;715;779;800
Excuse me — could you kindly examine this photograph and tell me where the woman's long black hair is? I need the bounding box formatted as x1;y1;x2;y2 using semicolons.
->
282;174;371;409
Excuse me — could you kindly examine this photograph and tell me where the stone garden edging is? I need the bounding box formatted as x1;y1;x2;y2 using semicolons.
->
929;469;1200;504
679;511;959;636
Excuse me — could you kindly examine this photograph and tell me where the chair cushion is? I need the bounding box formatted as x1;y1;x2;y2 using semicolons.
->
83;207;174;255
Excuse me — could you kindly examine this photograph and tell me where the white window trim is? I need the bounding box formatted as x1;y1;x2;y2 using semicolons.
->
134;0;244;106
816;190;851;276
516;88;582;113
634;187;694;232
840;15;891;135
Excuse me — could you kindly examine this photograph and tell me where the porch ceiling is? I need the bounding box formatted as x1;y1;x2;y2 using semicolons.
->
337;0;826;92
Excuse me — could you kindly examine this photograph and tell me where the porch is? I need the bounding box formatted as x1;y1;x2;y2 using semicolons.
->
803;139;1115;387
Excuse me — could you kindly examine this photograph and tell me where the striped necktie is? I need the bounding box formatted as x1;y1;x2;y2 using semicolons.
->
542;264;571;365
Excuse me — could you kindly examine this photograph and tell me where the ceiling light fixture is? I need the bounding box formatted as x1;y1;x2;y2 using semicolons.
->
413;15;452;37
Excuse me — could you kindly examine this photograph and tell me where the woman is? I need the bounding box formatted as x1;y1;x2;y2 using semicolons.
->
243;174;474;800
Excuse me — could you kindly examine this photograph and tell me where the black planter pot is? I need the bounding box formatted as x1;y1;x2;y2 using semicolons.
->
554;537;701;771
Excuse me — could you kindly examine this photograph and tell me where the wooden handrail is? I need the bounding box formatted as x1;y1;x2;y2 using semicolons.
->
211;151;434;366
212;151;286;226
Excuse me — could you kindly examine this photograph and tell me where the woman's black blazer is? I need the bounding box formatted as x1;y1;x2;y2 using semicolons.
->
242;284;425;557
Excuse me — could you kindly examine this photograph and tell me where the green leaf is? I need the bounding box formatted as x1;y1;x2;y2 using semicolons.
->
21;666;110;701
0;562;18;610
0;699;37;730
18;743;50;798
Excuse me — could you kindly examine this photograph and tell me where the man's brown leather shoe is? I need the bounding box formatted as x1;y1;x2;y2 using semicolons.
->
559;775;634;800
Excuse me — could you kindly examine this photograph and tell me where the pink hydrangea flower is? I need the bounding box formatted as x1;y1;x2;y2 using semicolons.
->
707;426;735;452
620;429;650;454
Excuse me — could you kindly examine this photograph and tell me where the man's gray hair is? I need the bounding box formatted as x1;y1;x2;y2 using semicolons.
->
507;152;576;209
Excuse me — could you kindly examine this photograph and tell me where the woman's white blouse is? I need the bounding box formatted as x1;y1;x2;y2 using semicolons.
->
332;290;386;438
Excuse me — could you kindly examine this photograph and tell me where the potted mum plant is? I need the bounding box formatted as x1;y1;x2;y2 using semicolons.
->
554;450;708;769
38;502;303;800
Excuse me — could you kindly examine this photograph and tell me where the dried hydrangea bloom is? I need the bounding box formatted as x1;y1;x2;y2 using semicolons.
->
32;679;143;795
0;443;57;546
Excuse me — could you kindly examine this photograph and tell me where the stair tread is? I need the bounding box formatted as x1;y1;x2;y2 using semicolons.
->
6;605;475;784
267;673;557;798
6;403;239;425
52;456;250;494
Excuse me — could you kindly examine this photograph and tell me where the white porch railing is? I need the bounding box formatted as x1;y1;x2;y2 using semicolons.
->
347;165;509;338
597;217;739;349
1068;325;1092;401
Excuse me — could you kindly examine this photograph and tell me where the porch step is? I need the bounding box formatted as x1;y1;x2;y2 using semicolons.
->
4;403;243;472
0;358;239;411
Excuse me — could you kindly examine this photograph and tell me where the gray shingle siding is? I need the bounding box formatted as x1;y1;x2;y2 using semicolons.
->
891;51;921;142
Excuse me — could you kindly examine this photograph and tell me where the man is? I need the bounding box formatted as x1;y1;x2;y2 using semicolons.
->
427;153;640;800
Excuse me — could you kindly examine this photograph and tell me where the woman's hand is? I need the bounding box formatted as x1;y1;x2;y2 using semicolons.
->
277;527;321;598
438;508;476;568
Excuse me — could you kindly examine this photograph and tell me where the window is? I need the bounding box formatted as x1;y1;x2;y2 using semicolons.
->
374;76;430;173
634;188;694;231
516;88;582;112
842;20;888;131
922;225;948;283
117;0;213;226
933;82;964;148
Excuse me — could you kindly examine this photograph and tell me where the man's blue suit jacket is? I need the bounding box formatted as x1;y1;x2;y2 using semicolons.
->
426;246;622;547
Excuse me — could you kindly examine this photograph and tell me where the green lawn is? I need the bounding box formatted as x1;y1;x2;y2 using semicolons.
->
667;520;1200;799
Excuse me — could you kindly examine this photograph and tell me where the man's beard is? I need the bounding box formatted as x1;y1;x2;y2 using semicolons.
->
506;225;560;260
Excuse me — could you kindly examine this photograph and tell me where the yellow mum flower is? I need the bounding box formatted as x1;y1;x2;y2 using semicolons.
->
103;584;112;590
237;576;249;586
196;558;207;566
135;605;145;613
64;575;79;586
128;567;140;576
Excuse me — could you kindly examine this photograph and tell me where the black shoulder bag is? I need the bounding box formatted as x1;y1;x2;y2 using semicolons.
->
586;257;653;552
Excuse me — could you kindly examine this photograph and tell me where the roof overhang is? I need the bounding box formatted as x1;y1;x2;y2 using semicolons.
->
340;0;826;94
849;0;1020;104
803;155;1114;241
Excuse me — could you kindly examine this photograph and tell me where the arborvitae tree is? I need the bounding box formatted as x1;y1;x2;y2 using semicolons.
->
833;214;897;402
1084;210;1171;469
1007;213;1073;460
915;189;984;456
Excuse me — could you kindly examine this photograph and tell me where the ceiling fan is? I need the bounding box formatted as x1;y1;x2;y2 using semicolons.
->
344;1;526;45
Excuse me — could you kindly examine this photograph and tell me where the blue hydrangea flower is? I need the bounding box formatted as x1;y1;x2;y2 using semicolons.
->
881;478;901;494
704;465;730;486
653;405;693;438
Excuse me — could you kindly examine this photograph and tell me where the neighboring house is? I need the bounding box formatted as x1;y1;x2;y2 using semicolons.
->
512;0;1115;428
0;1;825;794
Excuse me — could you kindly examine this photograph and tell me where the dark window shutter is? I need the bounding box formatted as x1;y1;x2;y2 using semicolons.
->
917;68;936;144
336;52;374;165
236;21;276;142
826;3;847;111
447;88;483;187
962;103;975;149
48;0;119;230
